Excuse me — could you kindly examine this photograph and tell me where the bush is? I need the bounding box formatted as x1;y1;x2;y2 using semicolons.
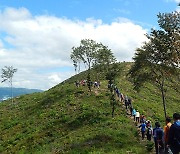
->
146;141;154;152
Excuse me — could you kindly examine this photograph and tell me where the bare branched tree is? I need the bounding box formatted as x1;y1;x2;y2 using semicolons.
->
1;66;17;103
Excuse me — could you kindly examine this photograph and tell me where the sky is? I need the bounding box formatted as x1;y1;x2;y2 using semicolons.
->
0;0;179;90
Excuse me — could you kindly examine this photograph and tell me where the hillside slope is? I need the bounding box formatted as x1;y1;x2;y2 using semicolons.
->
0;62;179;153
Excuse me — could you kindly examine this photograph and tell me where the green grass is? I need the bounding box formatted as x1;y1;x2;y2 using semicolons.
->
0;62;179;153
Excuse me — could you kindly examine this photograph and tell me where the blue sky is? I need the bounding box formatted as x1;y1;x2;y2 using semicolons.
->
0;0;178;27
0;0;179;90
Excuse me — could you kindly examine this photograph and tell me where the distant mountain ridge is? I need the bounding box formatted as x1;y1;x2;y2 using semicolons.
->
0;87;43;101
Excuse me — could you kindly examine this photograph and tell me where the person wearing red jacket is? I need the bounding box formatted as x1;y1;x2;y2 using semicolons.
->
164;117;172;154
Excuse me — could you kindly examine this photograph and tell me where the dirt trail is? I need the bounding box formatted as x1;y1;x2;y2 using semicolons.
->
114;94;156;154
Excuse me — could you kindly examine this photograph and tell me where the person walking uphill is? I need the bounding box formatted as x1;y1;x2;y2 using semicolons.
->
164;117;172;154
139;121;146;140
168;113;180;154
153;122;164;154
132;108;136;121
136;110;140;123
146;120;152;141
125;96;129;110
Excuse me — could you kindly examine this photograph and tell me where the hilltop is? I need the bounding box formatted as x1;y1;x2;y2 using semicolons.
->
0;62;179;153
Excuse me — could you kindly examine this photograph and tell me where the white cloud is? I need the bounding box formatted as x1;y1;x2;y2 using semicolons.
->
48;74;62;85
175;0;180;3
177;7;180;12
166;0;180;3
0;7;147;90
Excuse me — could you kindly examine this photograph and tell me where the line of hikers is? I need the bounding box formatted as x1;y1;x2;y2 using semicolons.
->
137;114;180;154
75;80;100;89
75;81;180;153
112;84;180;154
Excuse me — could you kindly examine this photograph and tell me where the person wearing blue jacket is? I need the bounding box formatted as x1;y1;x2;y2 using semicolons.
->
139;121;146;140
153;122;164;154
132;108;136;121
168;113;180;154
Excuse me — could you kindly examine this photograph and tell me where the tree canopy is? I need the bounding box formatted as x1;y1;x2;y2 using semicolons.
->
128;11;180;119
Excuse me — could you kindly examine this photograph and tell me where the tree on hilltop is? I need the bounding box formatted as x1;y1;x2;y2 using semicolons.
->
71;39;103;91
71;39;116;91
94;46;116;80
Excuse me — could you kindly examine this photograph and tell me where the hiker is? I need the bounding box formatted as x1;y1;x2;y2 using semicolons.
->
132;108;136;121
146;120;152;141
115;87;120;97
75;81;80;87
128;98;133;116
139;121;146;140
108;83;110;89
114;85;117;92
153;122;164;154
168;113;180;154
129;105;133;116
140;114;146;123
94;81;98;88
108;83;113;90
146;120;152;128
125;96;129;110
135;110;140;123
97;81;100;89
128;98;132;107
164;117;172;154
81;80;86;86
120;93;124;102
90;81;93;87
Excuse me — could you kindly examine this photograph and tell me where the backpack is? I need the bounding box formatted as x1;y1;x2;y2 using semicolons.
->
174;122;180;148
147;127;152;135
156;128;163;140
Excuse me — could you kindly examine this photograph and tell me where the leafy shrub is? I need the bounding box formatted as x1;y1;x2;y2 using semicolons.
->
146;141;154;152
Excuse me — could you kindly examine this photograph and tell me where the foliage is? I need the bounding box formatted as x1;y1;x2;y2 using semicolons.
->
93;46;116;80
71;39;104;91
1;66;17;103
106;63;122;117
128;12;180;119
157;12;180;68
146;141;154;152
1;66;17;83
70;39;116;92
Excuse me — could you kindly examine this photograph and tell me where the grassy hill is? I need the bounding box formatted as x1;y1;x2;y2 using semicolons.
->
0;62;179;153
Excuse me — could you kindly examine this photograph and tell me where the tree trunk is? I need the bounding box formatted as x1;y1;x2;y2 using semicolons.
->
10;77;13;103
157;71;167;120
87;66;91;92
78;61;80;73
87;60;92;92
111;94;115;118
161;85;167;119
160;75;167;119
